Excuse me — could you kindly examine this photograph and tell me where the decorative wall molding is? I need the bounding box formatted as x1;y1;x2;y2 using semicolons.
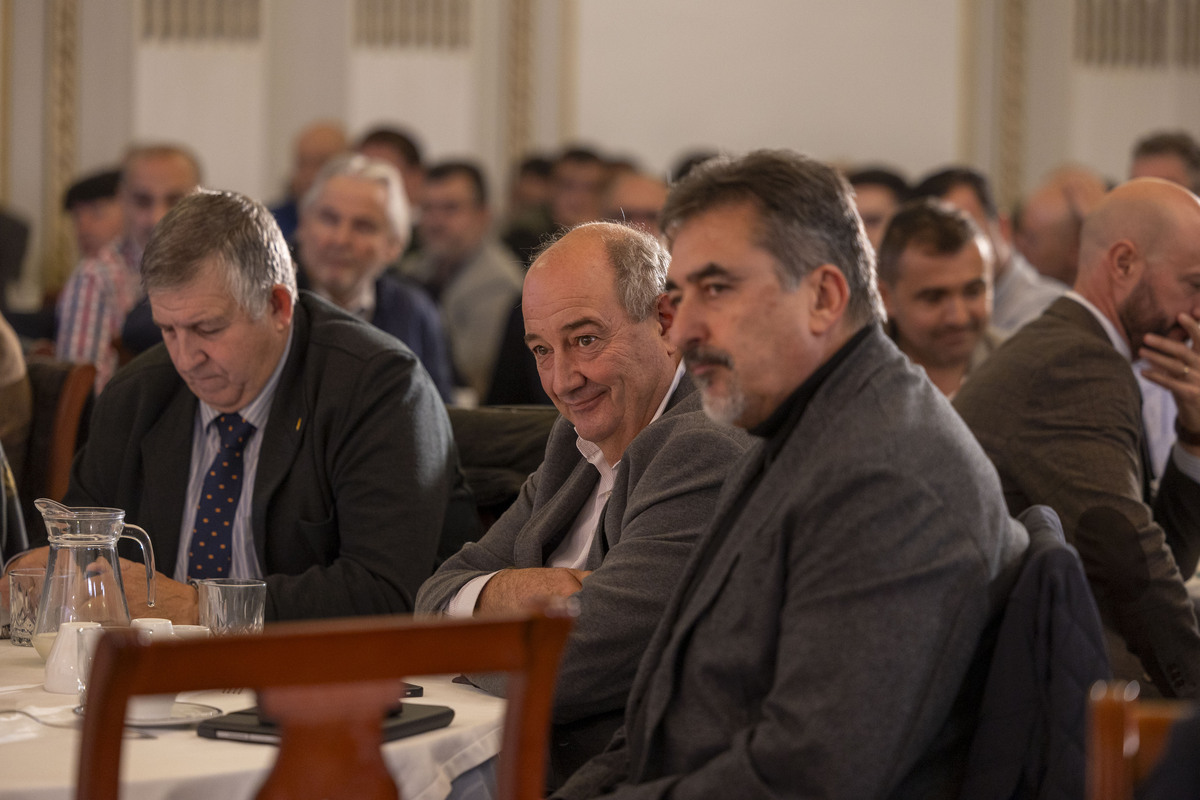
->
557;0;577;145
44;0;76;286
997;0;1027;212
354;0;470;49
506;0;532;167
1073;0;1200;68
141;0;261;42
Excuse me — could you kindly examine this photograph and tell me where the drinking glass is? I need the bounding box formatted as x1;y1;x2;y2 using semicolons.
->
196;579;266;636
9;568;45;647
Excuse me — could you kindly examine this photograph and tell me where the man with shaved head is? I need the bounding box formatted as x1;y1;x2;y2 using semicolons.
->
270;120;348;242
1015;164;1107;286
956;178;1200;697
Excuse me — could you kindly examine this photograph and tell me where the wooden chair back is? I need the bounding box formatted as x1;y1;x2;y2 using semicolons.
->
20;359;95;530
76;608;575;800
1087;680;1192;800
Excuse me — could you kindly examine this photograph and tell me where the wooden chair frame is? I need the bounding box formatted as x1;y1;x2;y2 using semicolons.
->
77;609;575;800
1087;680;1191;800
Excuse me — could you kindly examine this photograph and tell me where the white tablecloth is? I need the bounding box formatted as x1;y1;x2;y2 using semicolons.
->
0;643;505;799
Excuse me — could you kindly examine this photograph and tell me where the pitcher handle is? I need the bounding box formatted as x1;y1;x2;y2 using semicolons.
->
120;524;156;608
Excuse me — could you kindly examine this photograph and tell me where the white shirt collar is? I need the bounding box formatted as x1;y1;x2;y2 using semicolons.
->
1064;291;1132;361
574;361;686;473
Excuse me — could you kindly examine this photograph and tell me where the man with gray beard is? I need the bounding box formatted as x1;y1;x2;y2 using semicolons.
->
553;150;1028;800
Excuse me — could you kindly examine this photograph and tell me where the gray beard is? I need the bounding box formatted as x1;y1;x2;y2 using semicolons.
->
699;379;747;427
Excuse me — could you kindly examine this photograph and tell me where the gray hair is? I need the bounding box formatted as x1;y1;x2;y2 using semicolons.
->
535;221;669;322
141;188;297;318
301;152;411;243
661;149;884;325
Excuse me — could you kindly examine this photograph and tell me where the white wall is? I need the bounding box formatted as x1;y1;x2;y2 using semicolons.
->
1070;66;1200;183
573;0;966;180
8;0;1200;307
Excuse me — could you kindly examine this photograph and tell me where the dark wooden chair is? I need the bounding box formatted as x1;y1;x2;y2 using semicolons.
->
446;404;559;530
20;359;95;535
1087;680;1192;800
76;608;575;800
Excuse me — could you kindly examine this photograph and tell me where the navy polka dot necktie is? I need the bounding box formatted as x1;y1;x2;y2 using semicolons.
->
187;413;256;579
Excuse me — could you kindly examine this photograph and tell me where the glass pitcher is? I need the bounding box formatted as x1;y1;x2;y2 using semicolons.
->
31;500;156;658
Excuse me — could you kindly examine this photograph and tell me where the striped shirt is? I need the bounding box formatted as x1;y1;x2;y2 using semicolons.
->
55;239;144;393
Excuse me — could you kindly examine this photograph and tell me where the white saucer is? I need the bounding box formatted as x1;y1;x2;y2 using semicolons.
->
75;701;223;727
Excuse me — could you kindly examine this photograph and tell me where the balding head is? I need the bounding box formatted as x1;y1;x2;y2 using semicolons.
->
522;221;677;464
290;121;348;199
1016;165;1107;285
1076;178;1200;351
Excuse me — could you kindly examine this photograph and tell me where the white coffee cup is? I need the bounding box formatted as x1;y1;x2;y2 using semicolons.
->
127;619;177;721
171;624;211;640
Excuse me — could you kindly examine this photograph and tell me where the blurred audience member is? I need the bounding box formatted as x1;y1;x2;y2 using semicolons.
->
0;312;30;486
912;166;1064;336
401;161;523;403
878;199;999;397
551;148;610;230
270;120;348;243
56;143;201;393
509;154;554;218
602;170;668;233
503;146;610;267
502;155;555;266
357;126;425;209
847;166;909;251
63;169;123;260
296;153;453;400
669;149;719;183
1130;130;1200;193
1014;164;1107;286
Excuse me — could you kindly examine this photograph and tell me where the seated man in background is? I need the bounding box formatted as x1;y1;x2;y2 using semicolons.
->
601;169;668;233
1014;164;1107;287
56;144;201;393
1129;130;1200;193
877;198;1000;397
911;165;1064;336
296;153;454;400
955;178;1200;698
11;189;459;622
400;161;525;403
847;165;909;252
417;222;750;786
269;119;348;243
554;150;1028;800
63;168;123;260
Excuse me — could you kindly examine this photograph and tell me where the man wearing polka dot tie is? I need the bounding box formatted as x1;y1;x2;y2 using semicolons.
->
11;189;463;623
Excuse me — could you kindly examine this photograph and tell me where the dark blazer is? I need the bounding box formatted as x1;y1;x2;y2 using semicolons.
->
58;292;457;621
954;296;1200;697
294;265;454;401
417;375;750;782
957;504;1111;800
371;273;454;401
554;325;1029;800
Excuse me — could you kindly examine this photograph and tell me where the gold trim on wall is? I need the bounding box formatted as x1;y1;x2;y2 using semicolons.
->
997;0;1026;212
141;0;262;42
557;0;577;145
354;0;470;48
44;0;77;289
956;0;979;163
506;0;533;167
